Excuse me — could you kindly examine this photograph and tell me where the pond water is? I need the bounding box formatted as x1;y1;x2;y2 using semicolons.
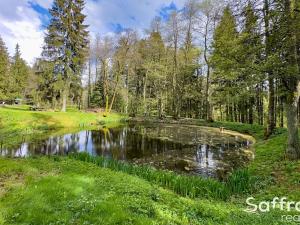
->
0;123;254;179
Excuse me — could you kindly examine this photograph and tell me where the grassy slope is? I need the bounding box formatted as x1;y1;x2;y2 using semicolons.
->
201;121;300;201
0;158;291;225
0;105;124;147
0;107;299;224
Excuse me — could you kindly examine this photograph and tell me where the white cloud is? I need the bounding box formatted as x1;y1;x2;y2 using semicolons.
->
0;0;186;65
33;0;53;9
85;0;186;36
0;0;45;65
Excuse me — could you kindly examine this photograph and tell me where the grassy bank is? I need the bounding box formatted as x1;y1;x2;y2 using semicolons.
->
0;105;125;147
0;157;294;225
0;107;300;224
70;152;252;200
199;121;300;202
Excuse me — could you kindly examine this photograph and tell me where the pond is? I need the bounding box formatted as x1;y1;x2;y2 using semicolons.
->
0;123;254;179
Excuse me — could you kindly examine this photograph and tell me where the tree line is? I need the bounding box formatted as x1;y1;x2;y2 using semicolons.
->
0;0;299;159
0;42;30;103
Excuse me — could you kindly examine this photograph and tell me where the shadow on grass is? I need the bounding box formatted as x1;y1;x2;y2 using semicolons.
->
2;105;30;111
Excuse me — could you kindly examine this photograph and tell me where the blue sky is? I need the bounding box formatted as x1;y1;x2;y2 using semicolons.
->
0;0;186;64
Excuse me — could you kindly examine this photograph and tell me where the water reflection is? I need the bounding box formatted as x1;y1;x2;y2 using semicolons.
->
0;124;253;179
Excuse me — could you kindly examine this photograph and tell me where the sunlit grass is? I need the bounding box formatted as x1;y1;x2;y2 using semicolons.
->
0;157;293;225
70;152;255;200
0;105;125;147
1;106;300;224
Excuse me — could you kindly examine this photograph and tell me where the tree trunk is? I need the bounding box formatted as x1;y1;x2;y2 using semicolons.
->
204;19;211;121
286;87;300;159
267;76;276;135
108;62;121;113
249;97;254;124
143;72;148;116
87;59;91;108
264;0;276;136
284;0;300;159
61;86;69;112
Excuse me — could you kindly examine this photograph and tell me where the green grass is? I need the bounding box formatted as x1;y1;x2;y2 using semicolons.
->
199;121;300;201
0;157;296;225
70;152;254;201
0;105;126;147
1;106;300;224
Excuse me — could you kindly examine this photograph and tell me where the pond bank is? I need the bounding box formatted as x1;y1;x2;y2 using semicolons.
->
129;117;256;144
0;157;289;225
129;116;300;201
0;105;125;147
0;107;300;224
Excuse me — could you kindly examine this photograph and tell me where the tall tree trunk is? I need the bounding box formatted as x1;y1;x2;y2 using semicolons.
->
102;59;109;114
285;0;300;159
204;19;212;121
249;97;254;124
143;71;148;116
260;83;264;125
280;97;284;128
286;87;300;159
108;62;121;114
61;85;69;112
267;77;276;134
264;0;276;137
87;58;91;108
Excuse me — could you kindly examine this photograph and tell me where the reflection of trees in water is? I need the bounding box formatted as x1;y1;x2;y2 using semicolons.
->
90;128;127;160
2;124;252;179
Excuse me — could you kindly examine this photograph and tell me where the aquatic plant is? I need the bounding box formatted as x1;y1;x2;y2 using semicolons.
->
69;152;253;200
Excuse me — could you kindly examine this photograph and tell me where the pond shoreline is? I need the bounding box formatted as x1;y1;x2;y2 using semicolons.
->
1;106;300;224
128;117;256;144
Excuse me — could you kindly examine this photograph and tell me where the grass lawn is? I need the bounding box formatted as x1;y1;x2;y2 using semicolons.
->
0;106;300;224
0;157;294;225
0;105;125;147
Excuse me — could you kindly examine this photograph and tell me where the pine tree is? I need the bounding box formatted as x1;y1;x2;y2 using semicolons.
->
211;6;240;121
0;36;10;100
239;4;263;124
11;44;29;99
43;0;89;112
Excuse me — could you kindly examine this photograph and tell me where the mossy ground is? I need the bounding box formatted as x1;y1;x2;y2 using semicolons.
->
0;106;299;224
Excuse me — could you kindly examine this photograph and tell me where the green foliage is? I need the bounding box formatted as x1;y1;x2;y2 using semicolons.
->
70;152;255;200
0;36;10;100
42;0;89;110
0;157;292;225
90;79;105;108
10;44;30;99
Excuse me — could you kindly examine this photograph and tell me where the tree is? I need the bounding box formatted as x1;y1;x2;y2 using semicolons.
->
43;0;89;112
238;3;263;124
279;0;300;159
143;31;167;118
0;36;10;100
264;0;276;137
98;35;114;113
199;0;218;121
211;6;240;121
11;44;29;99
165;11;182;119
109;30;137;114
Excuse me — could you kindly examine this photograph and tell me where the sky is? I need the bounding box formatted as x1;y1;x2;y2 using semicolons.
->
0;0;186;65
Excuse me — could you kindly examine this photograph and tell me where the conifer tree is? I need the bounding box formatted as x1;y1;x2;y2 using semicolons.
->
239;3;263;124
211;6;240;121
0;36;10;100
11;44;29;99
43;0;89;112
